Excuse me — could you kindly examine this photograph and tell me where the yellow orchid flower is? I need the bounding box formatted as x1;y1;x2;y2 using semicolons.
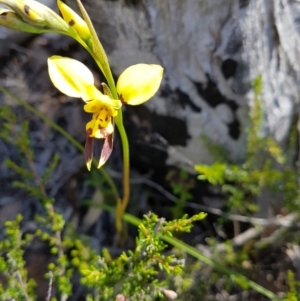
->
47;55;121;170
47;55;163;170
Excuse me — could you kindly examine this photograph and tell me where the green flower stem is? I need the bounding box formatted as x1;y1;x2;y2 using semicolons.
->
107;77;131;232
63;2;131;228
95;203;282;301
115;112;130;222
0;86;119;201
76;34;131;230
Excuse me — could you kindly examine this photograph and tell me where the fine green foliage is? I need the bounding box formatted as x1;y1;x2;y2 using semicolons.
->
0;215;36;301
284;270;300;301
0;210;206;301
0;102;282;300
71;212;206;301
0;0;293;299
195;76;299;215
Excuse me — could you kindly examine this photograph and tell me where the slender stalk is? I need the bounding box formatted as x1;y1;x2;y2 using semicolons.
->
64;8;131;232
115;114;130;213
79;36;131;230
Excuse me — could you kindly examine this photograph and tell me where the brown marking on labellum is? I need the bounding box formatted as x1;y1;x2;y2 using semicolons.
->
0;12;8;17
99;107;109;122
69;19;75;26
24;5;31;16
86;128;93;137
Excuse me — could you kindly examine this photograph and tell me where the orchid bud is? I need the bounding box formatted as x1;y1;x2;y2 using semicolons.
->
0;0;69;33
57;0;90;41
0;8;45;33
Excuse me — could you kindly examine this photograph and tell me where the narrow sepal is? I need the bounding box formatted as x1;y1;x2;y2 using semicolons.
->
101;82;113;98
85;130;94;171
98;133;113;168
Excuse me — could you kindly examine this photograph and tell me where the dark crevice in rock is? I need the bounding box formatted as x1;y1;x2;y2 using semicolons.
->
227;118;240;140
193;75;240;140
126;105;190;147
123;105;190;173
226;99;238;112
221;59;238;79
239;0;250;9
161;85;202;113
193;75;236;109
124;0;140;6
174;88;202;112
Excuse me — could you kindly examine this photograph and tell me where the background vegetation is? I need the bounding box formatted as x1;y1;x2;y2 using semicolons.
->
1;1;300;301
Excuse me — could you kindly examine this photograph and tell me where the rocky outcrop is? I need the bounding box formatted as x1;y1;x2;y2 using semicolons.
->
67;0;299;171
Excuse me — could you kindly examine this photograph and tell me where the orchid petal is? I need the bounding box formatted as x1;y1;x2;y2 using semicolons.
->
116;64;163;105
84;100;103;113
47;55;94;98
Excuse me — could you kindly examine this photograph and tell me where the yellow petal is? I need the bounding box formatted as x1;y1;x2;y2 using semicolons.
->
47;55;94;98
57;0;90;41
81;85;101;102
84;99;103;113
81;85;122;110
84;100;117;118
92;86;122;109
116;64;163;105
86;118;96;133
